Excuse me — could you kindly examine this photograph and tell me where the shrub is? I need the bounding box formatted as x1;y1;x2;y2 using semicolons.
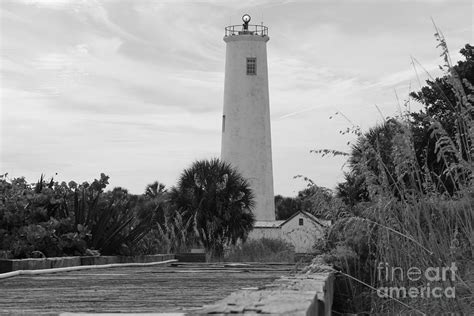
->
0;173;160;258
224;238;295;262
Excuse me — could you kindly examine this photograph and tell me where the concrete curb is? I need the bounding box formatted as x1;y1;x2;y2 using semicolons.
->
0;259;177;280
200;272;335;315
0;254;175;273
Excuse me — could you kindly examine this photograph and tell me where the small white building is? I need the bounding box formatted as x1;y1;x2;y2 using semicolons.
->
248;211;331;253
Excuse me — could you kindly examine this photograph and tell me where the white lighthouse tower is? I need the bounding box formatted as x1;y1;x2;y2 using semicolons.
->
221;14;275;221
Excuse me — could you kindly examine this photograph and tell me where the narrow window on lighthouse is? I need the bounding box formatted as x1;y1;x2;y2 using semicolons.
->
222;115;226;132
246;57;256;75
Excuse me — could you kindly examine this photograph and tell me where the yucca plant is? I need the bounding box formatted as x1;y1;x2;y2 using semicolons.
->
70;174;158;255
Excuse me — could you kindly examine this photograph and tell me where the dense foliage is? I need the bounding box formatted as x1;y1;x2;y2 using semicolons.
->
0;159;256;261
275;179;344;221
410;44;473;194
0;174;162;258
274;194;301;220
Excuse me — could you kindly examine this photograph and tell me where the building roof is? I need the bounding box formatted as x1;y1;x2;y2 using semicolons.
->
253;220;285;228
287;211;331;227
253;211;331;229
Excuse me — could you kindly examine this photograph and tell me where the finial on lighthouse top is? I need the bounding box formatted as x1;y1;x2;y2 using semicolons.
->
242;14;251;31
225;14;268;37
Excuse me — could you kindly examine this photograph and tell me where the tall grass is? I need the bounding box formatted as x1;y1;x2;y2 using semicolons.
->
325;36;473;314
136;211;194;254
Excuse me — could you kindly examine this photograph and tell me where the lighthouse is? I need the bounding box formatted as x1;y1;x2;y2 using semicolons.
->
221;14;275;221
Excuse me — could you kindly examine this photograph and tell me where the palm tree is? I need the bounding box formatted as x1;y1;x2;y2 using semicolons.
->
170;158;255;260
144;181;166;198
348;119;403;175
342;118;434;201
344;119;414;198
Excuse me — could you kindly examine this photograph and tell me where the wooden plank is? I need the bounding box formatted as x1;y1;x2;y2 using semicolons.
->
0;264;291;314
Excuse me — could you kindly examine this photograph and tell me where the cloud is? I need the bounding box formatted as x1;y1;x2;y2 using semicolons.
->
1;0;472;195
16;0;73;9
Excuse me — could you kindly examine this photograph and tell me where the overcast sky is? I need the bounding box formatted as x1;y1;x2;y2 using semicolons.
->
0;0;472;196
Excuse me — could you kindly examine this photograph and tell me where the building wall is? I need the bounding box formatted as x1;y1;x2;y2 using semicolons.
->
281;214;325;253
221;34;275;221
248;227;281;240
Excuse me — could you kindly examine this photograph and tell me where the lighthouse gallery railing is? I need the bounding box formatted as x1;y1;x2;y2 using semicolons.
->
224;24;268;37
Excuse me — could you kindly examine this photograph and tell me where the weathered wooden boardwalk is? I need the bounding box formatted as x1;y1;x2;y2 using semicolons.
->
0;262;298;315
